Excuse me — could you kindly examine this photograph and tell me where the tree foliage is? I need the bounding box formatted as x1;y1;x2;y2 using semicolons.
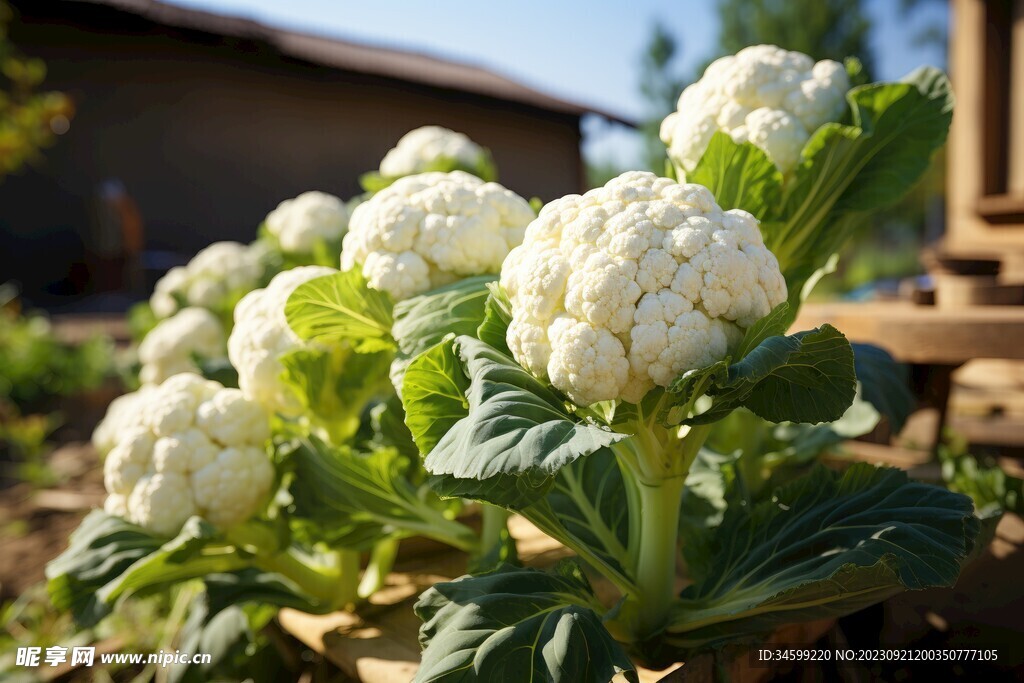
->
715;0;875;78
0;1;72;179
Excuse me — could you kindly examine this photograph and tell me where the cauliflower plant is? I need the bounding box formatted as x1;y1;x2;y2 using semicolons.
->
500;171;787;407
228;266;336;417
379;126;489;179
341;171;534;300
150;241;268;319
264;191;349;255
660;44;849;176
100;373;274;536
137;307;226;385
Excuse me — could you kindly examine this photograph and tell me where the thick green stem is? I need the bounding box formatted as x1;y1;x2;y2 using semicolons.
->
632;475;687;636
226;522;360;609
357;537;400;599
611;421;713;638
255;547;361;609
480;504;510;551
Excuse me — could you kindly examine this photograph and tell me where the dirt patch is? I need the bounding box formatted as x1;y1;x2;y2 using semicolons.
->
0;442;104;600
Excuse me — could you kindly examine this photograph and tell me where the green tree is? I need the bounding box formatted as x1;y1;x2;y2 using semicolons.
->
715;0;875;78
0;0;71;179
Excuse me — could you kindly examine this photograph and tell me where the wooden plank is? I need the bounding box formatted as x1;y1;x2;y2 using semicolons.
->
793;302;1024;364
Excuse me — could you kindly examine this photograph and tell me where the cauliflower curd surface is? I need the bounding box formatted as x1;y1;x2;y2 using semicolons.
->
660;44;849;175
98;374;274;536
500;171;787;407
341;171;534;300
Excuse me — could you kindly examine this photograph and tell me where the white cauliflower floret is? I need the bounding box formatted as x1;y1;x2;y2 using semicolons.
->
264;191;349;254
500;171;787;407
379;126;488;178
93;386;157;455
137;307;226;385
98;374;275;536
660;44;849;176
341;171;533;300
228;266;336;416
149;241;267;319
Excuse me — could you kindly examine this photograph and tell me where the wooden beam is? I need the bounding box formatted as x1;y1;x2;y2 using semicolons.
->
793;302;1024;364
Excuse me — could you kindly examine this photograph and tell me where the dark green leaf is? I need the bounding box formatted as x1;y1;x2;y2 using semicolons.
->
284;269;395;352
390;275;495;390
687;131;782;220
733;303;791;358
45;511;165;626
678;449;741;584
851;343;915;432
664;464;979;652
100;517;233;604
668;325;857;426
729;325;856;424
415;562;638;683
525;448;636;592
369;393;419;459
194;355;239;388
204;568;337;615
420;337;626;509
393;276;496;357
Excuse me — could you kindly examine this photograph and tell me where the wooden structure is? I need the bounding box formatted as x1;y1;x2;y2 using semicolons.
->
794;302;1024;449
947;0;1024;275
2;0;627;305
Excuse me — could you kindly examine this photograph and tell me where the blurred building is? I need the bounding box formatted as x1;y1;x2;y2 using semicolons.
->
947;0;1024;275
2;0;626;307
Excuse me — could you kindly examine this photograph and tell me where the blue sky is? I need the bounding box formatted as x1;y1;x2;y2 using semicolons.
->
167;0;948;166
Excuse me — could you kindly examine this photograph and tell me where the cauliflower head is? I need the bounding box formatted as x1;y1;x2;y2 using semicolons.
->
660;44;849;176
137;307;227;385
100;373;274;536
150;241;268;318
341;171;534;300
264;191;349;254
228;265;337;416
379;126;488;178
500;171;787;407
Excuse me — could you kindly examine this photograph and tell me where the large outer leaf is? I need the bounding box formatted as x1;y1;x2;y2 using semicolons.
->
401;340;471;455
392;276;496;360
46;511;165;626
99;517;236;604
525;448;638;594
45;513;247;626
284;269;395;352
687;131;782;220
278;345;393;442
663;464;978;653
416;337;626;509
390;276;495;390
851;343;915;432
414;562;638;683
287;437;472;551
668;324;856;426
